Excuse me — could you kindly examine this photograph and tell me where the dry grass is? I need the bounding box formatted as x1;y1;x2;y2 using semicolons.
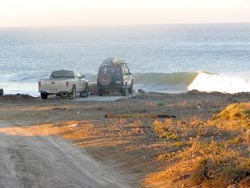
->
5;102;249;188
143;103;250;188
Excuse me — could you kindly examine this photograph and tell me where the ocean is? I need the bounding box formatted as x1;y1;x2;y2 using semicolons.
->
0;23;250;96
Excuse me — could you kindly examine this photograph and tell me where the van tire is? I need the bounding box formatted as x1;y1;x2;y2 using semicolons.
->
98;88;104;96
121;88;128;96
128;82;133;94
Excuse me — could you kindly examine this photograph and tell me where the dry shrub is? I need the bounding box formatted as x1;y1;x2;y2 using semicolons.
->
145;103;250;188
153;119;178;140
147;140;249;188
211;103;250;144
190;145;242;187
213;103;250;130
215;103;250;120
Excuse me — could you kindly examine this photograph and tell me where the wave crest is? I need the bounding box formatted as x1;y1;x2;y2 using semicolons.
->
188;72;250;94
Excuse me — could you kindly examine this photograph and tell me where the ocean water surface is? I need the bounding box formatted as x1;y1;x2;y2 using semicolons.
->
0;23;250;96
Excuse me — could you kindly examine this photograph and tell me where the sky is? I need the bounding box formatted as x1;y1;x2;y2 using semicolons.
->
0;0;250;27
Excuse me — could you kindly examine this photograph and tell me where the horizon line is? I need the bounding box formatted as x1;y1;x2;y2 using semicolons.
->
0;22;250;29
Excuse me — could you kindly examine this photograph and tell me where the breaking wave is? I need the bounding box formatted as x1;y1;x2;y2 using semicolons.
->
134;72;197;85
1;71;250;96
188;72;250;94
132;72;250;94
133;72;197;92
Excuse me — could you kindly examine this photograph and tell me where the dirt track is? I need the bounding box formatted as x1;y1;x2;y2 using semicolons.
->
0;121;131;188
1;92;250;188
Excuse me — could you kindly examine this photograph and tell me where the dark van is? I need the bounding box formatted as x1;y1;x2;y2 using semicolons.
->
97;58;133;96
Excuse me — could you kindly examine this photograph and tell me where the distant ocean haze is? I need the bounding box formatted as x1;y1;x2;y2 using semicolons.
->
0;23;250;96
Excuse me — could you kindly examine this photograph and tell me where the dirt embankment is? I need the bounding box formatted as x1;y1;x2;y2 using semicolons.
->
0;92;250;188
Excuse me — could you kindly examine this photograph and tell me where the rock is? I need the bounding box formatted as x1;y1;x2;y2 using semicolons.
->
0;88;3;96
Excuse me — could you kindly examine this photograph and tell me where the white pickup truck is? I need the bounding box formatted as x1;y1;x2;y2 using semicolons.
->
38;70;88;99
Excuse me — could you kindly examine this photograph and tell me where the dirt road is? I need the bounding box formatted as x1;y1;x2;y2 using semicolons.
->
0;121;131;188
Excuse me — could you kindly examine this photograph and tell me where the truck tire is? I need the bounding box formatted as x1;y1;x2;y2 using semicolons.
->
71;86;76;99
80;84;89;98
41;93;48;99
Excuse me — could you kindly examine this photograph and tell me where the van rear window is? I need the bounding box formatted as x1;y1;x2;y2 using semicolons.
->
101;66;122;75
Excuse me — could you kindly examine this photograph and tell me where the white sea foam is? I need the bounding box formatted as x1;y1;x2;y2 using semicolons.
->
0;82;39;97
188;72;250;94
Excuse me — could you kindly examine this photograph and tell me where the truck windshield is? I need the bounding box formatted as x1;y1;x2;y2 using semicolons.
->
51;70;75;79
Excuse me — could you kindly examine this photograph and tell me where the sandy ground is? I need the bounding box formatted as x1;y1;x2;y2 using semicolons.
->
0;128;130;188
0;91;250;188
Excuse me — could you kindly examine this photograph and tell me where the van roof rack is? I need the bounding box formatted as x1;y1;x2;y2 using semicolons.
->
102;57;126;66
